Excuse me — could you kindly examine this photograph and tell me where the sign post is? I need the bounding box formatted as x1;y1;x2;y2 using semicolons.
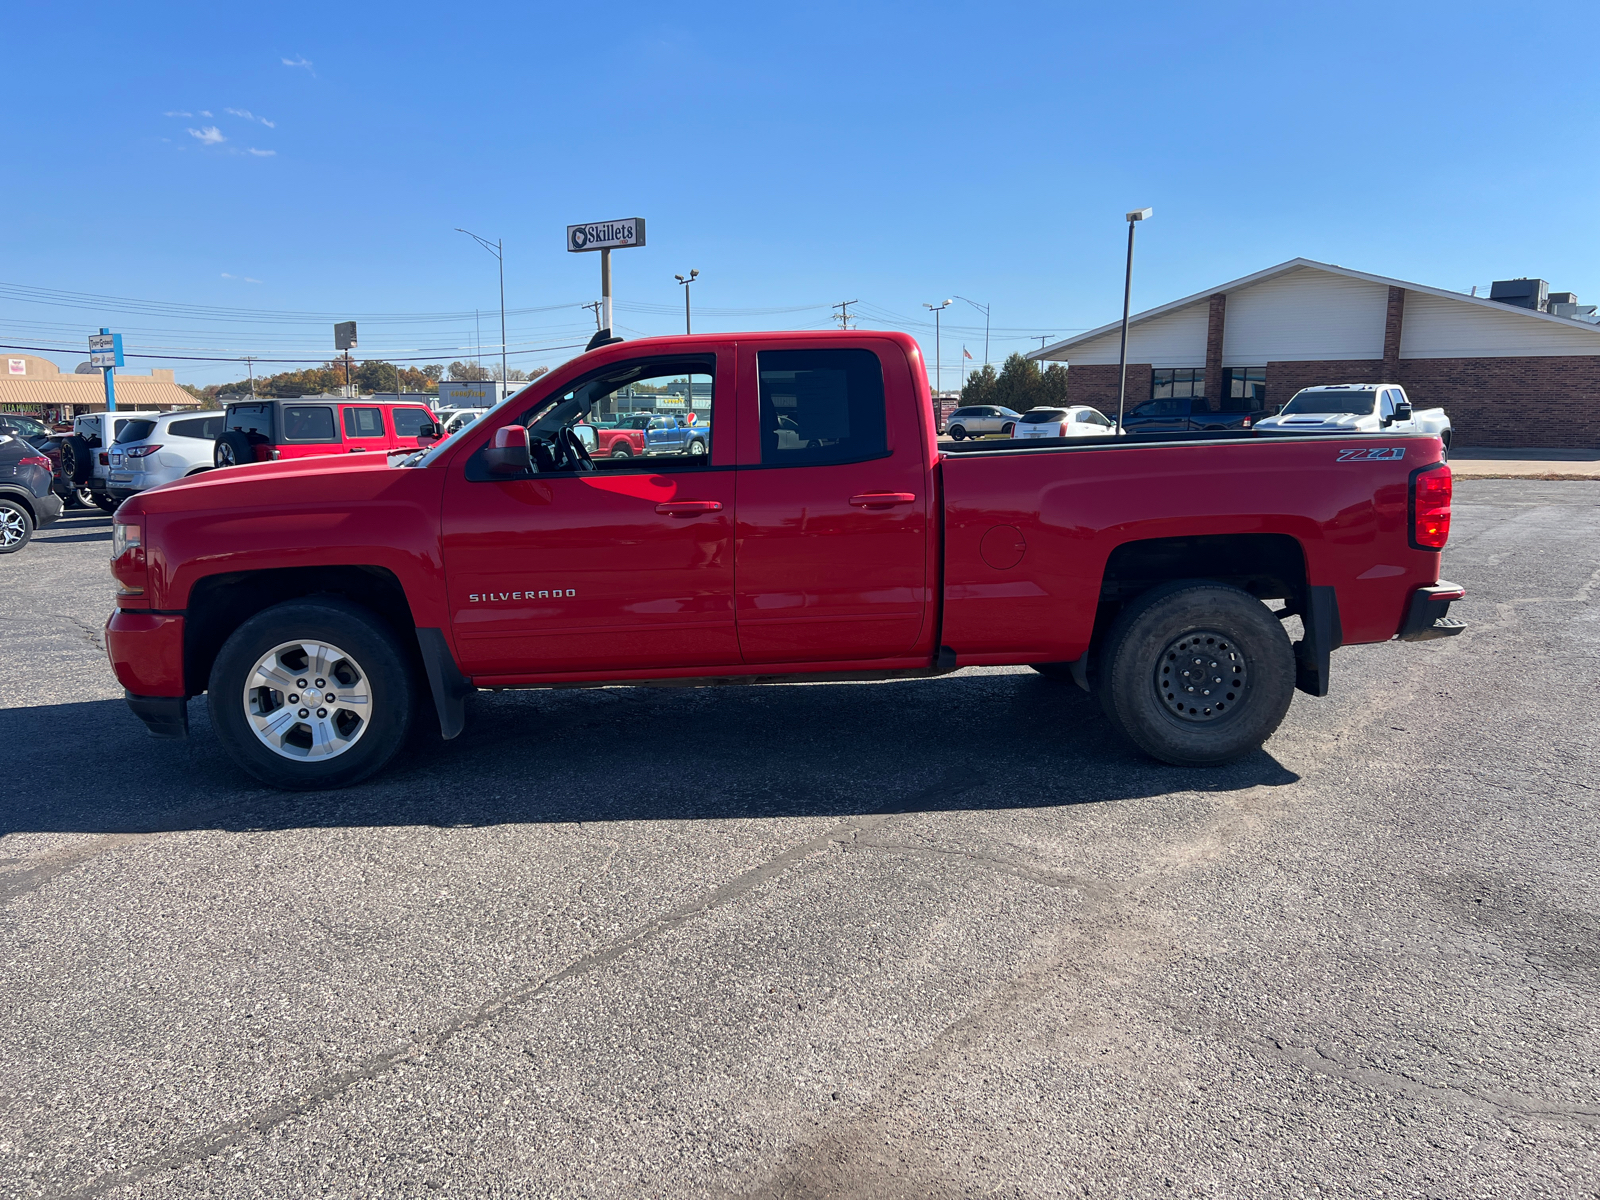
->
334;322;358;397
89;329;124;411
566;219;645;337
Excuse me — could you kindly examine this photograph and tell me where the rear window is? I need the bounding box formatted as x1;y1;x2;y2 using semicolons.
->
114;420;158;445
282;406;339;443
1020;409;1068;424
169;415;224;440
226;405;274;439
757;348;887;467
391;408;433;437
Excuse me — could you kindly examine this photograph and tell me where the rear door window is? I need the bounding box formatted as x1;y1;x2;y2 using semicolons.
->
342;407;386;439
757;348;887;466
282;406;339;442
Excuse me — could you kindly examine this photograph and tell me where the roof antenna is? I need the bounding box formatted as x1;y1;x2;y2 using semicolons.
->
586;328;624;351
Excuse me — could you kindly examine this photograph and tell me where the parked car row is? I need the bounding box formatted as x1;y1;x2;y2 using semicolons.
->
941;385;1450;447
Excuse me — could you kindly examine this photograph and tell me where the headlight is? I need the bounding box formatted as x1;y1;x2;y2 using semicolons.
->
111;520;141;559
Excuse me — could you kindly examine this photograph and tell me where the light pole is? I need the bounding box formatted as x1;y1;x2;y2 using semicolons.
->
675;269;699;334
1115;207;1153;436
456;228;507;391
923;299;952;398
955;296;990;366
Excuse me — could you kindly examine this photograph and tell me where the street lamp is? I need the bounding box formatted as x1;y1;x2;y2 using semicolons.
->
923;299;952;398
955;296;990;366
456;228;507;391
1115;207;1153;436
675;269;699;334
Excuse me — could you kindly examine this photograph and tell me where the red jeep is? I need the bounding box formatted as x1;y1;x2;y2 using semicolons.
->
214;398;439;467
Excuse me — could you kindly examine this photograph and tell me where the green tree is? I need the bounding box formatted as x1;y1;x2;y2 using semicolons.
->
960;363;997;406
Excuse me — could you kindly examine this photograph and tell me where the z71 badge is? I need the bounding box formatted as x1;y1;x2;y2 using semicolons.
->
1337;447;1406;462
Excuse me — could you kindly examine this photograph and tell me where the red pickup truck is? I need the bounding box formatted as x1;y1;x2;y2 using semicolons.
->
105;331;1464;790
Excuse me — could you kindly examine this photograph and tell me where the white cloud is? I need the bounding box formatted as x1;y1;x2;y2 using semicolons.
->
281;56;313;71
225;107;254;120
260;119;276;128
199;110;212;117
246;148;275;157
221;273;263;283
187;126;226;145
163;110;192;117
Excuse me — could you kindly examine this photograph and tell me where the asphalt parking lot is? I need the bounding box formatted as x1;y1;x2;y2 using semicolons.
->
3;480;1598;1200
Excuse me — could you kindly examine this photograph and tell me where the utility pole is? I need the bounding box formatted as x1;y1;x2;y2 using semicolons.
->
675;269;699;334
833;299;858;330
456;228;508;388
923;299;952;398
245;355;256;398
582;300;602;331
955;297;990;365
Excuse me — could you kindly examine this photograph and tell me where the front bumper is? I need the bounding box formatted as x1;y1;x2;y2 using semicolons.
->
105;610;187;697
1398;581;1467;641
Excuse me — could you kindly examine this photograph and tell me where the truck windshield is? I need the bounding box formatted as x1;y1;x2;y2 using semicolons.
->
1280;390;1377;415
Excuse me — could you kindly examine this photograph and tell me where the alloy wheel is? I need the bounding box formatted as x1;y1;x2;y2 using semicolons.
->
242;639;372;761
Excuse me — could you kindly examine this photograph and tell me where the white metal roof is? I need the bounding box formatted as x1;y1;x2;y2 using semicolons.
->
1030;258;1600;361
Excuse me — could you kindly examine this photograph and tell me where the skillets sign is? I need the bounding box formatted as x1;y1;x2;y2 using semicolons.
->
566;219;645;252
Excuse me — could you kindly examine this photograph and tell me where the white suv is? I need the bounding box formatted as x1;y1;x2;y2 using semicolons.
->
106;410;225;503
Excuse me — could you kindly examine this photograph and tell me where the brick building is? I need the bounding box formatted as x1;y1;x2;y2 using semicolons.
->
1032;259;1600;448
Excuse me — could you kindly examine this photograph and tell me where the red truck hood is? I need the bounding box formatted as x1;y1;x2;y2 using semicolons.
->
117;454;401;520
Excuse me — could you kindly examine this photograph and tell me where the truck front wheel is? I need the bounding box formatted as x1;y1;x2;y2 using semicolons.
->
208;598;415;790
1098;582;1294;767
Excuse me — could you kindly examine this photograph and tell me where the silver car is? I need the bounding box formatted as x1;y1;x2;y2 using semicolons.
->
944;405;1021;440
106;410;225;502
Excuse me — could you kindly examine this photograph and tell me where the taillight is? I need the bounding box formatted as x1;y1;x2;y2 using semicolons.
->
1242;416;1253;428
111;519;147;596
1410;463;1452;550
125;444;163;459
19;454;50;469
99;452;110;465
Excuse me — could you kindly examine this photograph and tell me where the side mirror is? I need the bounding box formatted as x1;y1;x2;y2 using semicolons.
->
417;421;442;445
483;424;532;476
1393;402;1412;422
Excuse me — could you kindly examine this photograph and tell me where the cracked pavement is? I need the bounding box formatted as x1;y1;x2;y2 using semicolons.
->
2;481;1597;1199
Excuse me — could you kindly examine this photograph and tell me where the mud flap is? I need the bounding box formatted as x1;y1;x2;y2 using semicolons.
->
1294;585;1342;697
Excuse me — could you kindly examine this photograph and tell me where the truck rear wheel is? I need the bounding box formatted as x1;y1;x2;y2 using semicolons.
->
207;598;414;790
610;443;633;458
1098;582;1294;767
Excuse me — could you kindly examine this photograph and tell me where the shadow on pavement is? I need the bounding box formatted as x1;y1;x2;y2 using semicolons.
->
0;673;1299;836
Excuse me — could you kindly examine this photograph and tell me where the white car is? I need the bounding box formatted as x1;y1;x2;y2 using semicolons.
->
1012;405;1118;439
105;410;225;503
1255;385;1451;451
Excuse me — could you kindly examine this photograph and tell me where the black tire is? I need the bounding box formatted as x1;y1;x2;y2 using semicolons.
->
215;431;253;469
93;494;119;514
1002;422;1016;437
610;443;633;458
0;498;34;553
207;598;416;790
60;436;92;485
1097;582;1295;767
949;425;966;441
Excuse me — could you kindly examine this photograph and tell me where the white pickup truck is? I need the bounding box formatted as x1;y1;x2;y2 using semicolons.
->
1255;385;1451;453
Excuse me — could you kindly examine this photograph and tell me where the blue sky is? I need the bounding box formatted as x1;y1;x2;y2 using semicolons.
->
4;1;1598;386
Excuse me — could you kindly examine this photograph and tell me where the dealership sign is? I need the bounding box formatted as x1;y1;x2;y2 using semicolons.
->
567;219;645;252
